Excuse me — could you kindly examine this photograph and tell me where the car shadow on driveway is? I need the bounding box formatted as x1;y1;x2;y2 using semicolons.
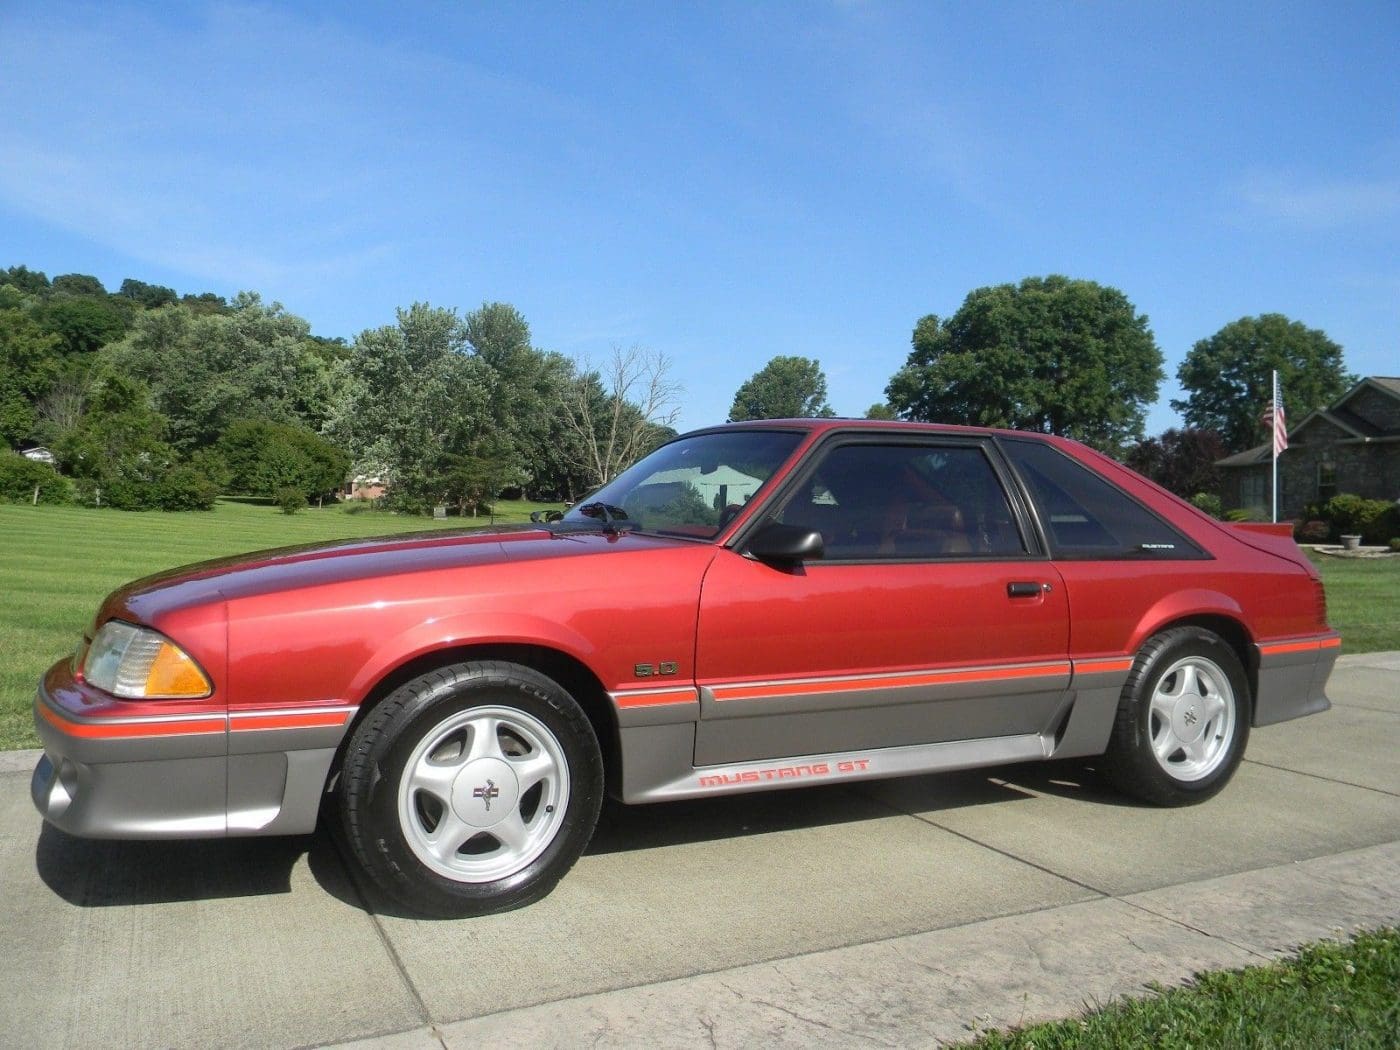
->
34;761;1140;916
985;759;1149;808
34;824;334;908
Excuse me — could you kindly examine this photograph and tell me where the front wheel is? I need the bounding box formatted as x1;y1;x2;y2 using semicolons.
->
339;661;604;917
1102;627;1250;806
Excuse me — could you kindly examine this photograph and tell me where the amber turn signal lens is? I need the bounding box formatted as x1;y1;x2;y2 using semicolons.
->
144;643;213;698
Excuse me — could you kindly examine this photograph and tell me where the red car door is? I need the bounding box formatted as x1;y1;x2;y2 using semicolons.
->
693;437;1070;766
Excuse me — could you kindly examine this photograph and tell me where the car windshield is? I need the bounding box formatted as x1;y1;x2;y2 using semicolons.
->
562;429;806;539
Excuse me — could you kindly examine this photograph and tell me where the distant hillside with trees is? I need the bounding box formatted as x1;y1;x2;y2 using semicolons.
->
0;265;677;512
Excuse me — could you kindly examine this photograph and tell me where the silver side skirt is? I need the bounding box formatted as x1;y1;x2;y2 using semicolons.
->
622;730;1053;804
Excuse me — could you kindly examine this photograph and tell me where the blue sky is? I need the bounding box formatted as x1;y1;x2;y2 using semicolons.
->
2;2;1397;435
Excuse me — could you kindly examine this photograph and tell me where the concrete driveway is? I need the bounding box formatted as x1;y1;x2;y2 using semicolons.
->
2;652;1397;1049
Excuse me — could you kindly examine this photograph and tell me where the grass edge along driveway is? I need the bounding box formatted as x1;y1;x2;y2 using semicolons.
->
959;926;1400;1050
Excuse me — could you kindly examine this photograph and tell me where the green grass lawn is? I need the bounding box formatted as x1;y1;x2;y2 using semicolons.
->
1307;550;1400;655
0;498;561;750
1;506;1396;751
961;927;1399;1049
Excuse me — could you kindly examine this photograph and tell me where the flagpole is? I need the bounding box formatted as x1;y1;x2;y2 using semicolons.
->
1271;369;1279;524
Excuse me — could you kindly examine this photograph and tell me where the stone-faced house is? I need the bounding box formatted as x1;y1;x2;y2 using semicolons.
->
1217;376;1400;518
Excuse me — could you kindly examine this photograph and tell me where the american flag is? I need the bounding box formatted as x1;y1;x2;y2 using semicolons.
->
1262;373;1288;455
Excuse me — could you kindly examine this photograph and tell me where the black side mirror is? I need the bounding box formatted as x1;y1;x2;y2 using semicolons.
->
746;522;824;564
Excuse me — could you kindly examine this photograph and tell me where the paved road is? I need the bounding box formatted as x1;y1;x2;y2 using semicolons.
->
2;652;1397;1049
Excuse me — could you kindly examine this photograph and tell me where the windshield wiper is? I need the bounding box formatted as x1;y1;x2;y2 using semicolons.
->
575;502;632;534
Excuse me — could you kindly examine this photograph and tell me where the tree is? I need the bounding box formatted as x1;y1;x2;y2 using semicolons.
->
864;402;897;420
1172;314;1355;452
33;296;130;356
560;345;681;487
33;365;91;439
104;292;319;450
463;301;577;495
0;309;61;447
728;356;835;421
885;275;1164;453
325;303;491;510
1124;428;1227;500
181;291;229;315
53;371;181;509
118;278;178;309
1;265;50;295
438;434;525;517
50;273;107;297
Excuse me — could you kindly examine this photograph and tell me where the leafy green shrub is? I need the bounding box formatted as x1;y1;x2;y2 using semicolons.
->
217;420;348;500
187;447;232;492
383;487;430;516
156;467;218;511
1189;492;1222;518
0;452;72;505
1296;520;1330;543
1322;494;1394;544
275;486;306;514
1390;538;1400;553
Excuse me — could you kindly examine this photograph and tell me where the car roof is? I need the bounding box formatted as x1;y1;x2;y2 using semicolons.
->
691;418;1062;443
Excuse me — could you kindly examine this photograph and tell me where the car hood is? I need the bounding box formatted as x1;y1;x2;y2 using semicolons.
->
99;524;695;625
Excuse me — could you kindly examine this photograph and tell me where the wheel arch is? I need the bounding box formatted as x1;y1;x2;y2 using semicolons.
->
1132;612;1257;717
326;642;620;800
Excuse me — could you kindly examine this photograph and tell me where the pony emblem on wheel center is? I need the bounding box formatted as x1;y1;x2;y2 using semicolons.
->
473;779;499;812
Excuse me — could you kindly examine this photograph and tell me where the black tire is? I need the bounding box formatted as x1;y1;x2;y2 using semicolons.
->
1101;627;1250;806
339;660;604;917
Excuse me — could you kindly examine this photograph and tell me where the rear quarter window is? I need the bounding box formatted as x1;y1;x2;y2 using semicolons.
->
1000;439;1206;560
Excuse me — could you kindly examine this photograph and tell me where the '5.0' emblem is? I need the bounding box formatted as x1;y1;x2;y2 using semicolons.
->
473;779;500;811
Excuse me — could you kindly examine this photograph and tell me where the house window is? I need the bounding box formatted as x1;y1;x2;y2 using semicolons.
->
1317;463;1337;503
1240;472;1266;512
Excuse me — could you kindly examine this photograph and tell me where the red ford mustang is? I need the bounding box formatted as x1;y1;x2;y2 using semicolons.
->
32;420;1338;916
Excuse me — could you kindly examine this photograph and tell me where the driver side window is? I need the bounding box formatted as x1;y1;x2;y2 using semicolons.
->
776;442;1027;560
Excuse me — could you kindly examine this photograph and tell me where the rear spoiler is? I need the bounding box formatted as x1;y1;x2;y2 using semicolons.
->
1230;522;1294;539
1228;521;1314;573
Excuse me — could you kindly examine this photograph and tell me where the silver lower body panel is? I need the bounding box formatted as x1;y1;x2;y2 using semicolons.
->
619;726;1052;803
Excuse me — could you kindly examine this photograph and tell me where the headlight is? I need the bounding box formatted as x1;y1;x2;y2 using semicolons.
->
82;621;213;700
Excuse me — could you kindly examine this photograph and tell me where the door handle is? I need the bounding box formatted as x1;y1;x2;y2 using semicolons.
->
1007;581;1049;598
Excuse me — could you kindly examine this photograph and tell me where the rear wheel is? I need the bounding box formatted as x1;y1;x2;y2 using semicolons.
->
339;661;603;917
1102;627;1250;806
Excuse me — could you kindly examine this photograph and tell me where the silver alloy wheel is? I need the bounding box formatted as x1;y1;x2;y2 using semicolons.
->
396;705;570;882
1147;655;1236;782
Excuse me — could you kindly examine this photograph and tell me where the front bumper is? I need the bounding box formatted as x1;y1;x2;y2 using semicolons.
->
32;659;230;837
32;659;349;839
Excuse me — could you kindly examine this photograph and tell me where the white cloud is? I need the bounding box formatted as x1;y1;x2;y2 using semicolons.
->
1238;172;1400;230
